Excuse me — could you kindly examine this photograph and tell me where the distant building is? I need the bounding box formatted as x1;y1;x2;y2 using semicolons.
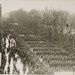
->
19;34;25;37
70;29;75;35
63;24;71;34
10;23;19;26
63;27;75;35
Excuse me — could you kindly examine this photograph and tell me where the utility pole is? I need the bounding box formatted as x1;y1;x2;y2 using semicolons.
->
0;4;2;42
0;4;1;18
0;4;2;67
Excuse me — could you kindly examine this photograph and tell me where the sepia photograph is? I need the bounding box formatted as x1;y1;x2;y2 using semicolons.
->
0;0;75;75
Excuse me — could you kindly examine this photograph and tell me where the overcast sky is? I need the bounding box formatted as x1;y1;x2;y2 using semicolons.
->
0;0;75;15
